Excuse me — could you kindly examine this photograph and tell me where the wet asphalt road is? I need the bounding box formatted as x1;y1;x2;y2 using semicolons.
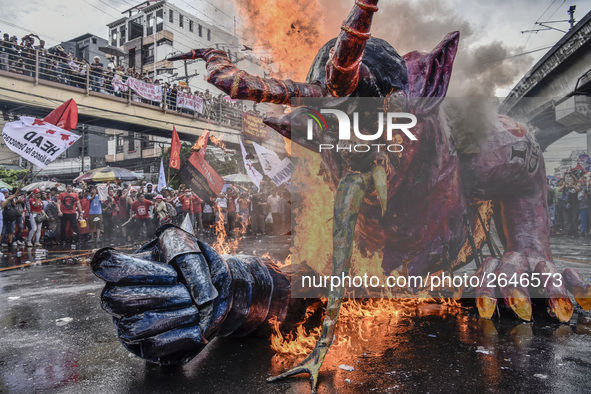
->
0;234;590;394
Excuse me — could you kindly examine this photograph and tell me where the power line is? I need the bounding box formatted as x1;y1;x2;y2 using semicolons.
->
546;0;567;22
81;0;120;19
0;18;61;42
97;0;125;14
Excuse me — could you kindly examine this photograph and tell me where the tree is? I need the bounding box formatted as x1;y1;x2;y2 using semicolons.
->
0;167;28;187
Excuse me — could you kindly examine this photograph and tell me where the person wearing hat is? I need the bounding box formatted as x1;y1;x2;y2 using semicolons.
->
27;188;48;247
90;55;104;92
153;195;169;225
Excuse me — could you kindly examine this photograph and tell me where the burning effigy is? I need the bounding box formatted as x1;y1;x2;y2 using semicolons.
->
91;0;590;392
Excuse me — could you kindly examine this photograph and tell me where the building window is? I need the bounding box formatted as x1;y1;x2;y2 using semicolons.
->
169;10;173;23
116;137;124;154
110;29;118;46
207;29;211;41
189;20;193;32
179;15;183;28
198;24;202;37
128;134;135;152
92;38;97;44
119;25;126;46
142;136;155;150
157;38;173;47
147;12;153;35
156;9;164;32
142;43;154;64
128;16;144;41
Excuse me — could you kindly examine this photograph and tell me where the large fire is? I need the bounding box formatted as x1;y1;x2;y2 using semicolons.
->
226;0;489;363
232;0;326;81
269;297;465;371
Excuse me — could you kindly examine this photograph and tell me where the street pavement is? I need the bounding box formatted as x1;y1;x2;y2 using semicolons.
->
0;234;590;393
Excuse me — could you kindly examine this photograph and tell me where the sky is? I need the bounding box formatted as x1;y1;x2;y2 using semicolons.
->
0;0;589;173
1;0;588;65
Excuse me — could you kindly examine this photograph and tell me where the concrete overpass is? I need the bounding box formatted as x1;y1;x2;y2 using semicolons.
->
499;10;591;151
0;69;284;151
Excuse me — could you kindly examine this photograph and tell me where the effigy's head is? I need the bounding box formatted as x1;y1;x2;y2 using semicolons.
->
307;37;409;98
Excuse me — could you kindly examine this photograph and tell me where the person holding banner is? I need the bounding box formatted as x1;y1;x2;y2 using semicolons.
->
27;188;48;247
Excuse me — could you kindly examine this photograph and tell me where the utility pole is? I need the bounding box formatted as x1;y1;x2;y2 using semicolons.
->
568;6;576;30
80;125;85;174
184;60;190;86
153;14;157;78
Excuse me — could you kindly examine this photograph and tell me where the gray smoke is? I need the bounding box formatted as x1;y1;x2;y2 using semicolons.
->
362;0;534;152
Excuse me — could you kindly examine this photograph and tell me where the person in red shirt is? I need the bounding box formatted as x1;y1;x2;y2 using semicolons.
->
78;189;91;240
130;193;153;240
57;184;83;243
27;188;48;247
190;192;204;232
178;189;194;227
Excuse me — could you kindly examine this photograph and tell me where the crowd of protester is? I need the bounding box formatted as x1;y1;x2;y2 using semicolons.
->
548;173;591;237
0;32;244;126
0;181;291;249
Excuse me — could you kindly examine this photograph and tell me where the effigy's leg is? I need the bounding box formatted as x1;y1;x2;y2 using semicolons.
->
268;172;371;393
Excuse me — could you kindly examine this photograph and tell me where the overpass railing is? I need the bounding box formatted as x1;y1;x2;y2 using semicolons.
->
0;47;244;129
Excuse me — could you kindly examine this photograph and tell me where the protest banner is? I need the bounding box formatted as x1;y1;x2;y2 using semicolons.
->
240;139;263;189
242;112;269;141
251;141;293;186
2;99;79;193
176;92;204;114
2;117;80;169
125;77;162;102
112;74;128;93
179;152;224;201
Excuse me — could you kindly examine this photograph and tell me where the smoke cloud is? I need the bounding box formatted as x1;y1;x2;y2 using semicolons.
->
233;0;536;152
234;0;534;97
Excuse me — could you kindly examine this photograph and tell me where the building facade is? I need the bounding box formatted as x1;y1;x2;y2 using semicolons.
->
106;0;264;94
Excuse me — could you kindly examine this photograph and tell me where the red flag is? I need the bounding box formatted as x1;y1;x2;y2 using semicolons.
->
43;99;78;131
191;130;210;157
573;163;586;173
169;126;182;170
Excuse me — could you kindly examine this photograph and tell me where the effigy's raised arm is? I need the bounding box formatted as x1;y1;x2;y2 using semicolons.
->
168;49;325;105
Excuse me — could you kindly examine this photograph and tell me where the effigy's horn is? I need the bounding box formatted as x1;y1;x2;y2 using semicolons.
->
325;0;379;97
169;49;326;105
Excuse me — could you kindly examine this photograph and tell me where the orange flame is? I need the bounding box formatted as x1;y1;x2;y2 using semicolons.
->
211;205;244;255
455;199;494;269
270;297;465;368
210;135;226;150
232;0;326;80
191;133;208;152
